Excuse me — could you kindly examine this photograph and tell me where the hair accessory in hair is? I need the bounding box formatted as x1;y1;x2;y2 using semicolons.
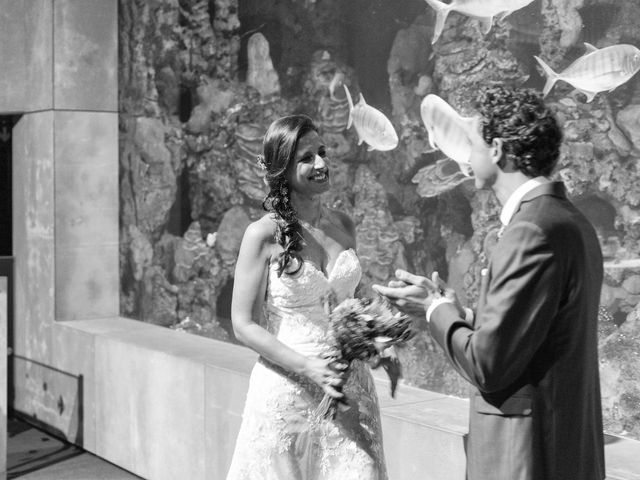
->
256;154;267;170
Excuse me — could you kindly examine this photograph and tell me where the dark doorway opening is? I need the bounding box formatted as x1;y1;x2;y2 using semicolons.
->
1;114;18;411
0;115;16;256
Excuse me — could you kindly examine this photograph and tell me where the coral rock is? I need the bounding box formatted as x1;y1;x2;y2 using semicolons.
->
233;122;268;202
187;80;237;134
616;104;640;151
246;32;280;98
387;19;433;120
140;266;179;327
412;158;472;198
216;206;253;268
173;222;213;283
600;305;640;439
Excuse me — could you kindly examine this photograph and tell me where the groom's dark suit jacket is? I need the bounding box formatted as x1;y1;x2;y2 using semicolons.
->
430;182;605;480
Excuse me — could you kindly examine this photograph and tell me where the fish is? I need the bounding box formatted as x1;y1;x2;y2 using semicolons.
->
344;85;399;152
423;0;536;44
534;43;640;103
420;94;476;176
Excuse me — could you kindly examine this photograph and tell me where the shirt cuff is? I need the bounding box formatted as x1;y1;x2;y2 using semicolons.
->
426;297;454;323
463;307;474;323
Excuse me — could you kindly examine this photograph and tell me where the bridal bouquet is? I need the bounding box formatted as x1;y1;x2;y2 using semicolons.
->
315;296;414;420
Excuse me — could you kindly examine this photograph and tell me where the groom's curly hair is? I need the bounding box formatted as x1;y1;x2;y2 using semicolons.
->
475;86;563;177
260;114;318;277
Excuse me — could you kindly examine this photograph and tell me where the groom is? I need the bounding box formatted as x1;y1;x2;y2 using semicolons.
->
374;86;605;480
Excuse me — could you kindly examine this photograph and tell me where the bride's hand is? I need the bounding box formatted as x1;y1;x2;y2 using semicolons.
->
303;356;346;399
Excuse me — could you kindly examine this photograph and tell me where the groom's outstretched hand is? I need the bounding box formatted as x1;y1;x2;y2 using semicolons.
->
372;269;441;317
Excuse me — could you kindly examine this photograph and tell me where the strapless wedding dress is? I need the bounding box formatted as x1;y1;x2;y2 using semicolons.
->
226;248;387;480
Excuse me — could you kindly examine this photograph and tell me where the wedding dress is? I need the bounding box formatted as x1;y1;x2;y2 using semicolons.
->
226;248;387;480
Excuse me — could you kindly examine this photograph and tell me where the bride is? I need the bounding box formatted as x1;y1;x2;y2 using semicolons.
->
226;115;387;479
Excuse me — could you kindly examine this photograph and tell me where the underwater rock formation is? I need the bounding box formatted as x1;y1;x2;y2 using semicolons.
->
551;95;640;263
616;104;640;151
600;301;640;438
215;206;254;269
120;116;180;239
543;0;584;50
431;13;528;110
233;122;268;202
387;18;433;122
352;165;409;292
412;158;472;198
304;50;354;162
246;32;281;98
186;79;238;134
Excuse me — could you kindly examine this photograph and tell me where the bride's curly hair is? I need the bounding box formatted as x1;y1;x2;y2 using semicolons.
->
260;114;318;276
475;86;563;177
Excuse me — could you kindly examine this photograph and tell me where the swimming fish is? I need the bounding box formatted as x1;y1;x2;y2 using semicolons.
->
420;94;476;176
534;43;640;103
423;0;536;44
344;85;399;152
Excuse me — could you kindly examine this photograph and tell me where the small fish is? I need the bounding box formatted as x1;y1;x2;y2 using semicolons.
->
344;85;399;152
423;0;536;44
329;71;346;101
420;94;476;176
534;43;640;102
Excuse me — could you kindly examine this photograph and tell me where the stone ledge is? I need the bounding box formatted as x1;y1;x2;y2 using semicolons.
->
23;318;636;480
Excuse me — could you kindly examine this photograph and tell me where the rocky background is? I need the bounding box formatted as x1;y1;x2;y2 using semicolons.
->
119;0;640;439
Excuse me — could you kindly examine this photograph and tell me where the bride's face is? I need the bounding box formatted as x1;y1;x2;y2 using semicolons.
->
287;131;331;196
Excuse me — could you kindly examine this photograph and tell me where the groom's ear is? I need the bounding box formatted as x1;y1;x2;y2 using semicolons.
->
490;138;503;163
490;138;508;170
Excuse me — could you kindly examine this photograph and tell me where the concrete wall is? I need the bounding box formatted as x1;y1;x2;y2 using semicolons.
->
0;0;117;440
40;317;640;480
54;317;470;480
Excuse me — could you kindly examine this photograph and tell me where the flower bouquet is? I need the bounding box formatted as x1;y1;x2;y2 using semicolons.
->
315;296;415;420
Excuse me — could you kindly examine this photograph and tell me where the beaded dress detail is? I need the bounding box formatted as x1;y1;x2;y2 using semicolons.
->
226;248;387;480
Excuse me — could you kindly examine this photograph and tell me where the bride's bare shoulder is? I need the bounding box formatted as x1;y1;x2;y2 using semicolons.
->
240;213;279;257
243;213;276;240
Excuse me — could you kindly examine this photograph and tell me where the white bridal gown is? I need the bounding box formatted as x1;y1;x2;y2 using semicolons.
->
226;248;387;480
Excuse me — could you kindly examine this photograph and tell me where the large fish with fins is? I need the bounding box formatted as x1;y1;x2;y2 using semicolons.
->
420;94;476;176
423;0;535;44
344;85;398;152
534;43;640;103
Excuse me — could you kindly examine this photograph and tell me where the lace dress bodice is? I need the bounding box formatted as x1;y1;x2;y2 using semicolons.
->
264;248;362;356
226;248;387;480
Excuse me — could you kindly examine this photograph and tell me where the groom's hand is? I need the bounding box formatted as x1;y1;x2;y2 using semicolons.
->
372;269;440;316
